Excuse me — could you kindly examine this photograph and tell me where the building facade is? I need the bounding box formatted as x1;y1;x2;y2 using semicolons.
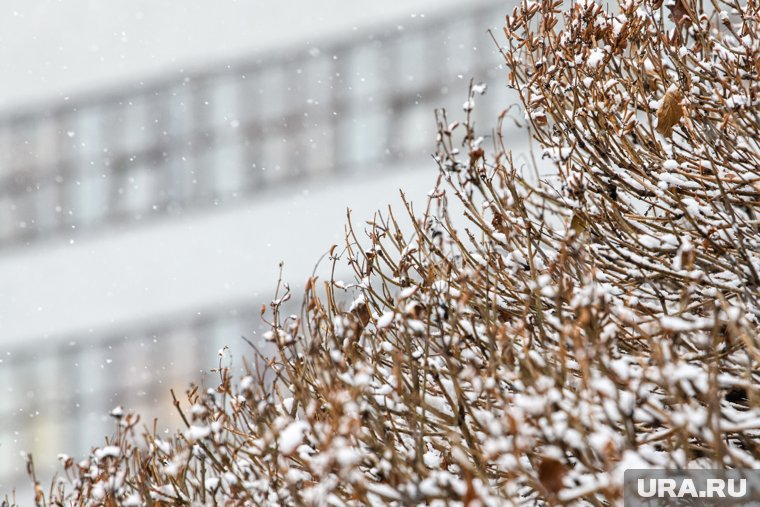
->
0;1;519;491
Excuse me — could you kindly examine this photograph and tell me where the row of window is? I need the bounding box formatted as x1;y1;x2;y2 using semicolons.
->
0;304;262;485
0;4;510;245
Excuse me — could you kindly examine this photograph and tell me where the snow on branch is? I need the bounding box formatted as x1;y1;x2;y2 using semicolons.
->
20;0;760;504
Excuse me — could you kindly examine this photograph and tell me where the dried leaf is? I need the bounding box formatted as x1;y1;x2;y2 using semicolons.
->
34;483;45;505
656;87;684;137
352;302;371;329
668;0;691;27
538;457;566;495
570;213;588;235
470;147;485;165
462;471;479;506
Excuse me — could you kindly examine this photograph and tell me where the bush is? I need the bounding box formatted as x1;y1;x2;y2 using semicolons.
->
24;0;760;503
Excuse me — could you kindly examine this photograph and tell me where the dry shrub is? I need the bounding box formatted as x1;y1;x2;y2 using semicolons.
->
24;0;760;503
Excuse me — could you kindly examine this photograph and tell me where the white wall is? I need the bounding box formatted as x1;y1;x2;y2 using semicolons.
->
0;0;495;111
0;0;521;495
0;166;439;348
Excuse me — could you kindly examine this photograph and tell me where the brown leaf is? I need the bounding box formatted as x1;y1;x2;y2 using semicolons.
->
656;87;684;137
462;471;479;506
679;244;695;270
34;483;45;505
470;147;485;165
668;0;691;27
570;213;588;235
352;302;371;331
538;457;566;495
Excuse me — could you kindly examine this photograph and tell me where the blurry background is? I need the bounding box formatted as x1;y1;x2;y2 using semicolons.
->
0;0;523;494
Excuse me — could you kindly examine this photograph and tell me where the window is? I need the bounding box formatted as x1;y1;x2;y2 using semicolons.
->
257;65;285;121
395;31;428;93
114;94;152;155
258;131;288;186
346;41;382;99
206;76;241;129
69;161;107;227
33;182;62;234
296;119;335;176
207;140;244;201
115;163;157;219
302;54;332;110
445;19;476;78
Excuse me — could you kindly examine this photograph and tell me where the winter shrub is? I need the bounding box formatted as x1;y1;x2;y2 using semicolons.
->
23;0;760;503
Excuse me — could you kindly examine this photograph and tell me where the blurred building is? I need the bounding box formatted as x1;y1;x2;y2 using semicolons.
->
0;0;518;492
